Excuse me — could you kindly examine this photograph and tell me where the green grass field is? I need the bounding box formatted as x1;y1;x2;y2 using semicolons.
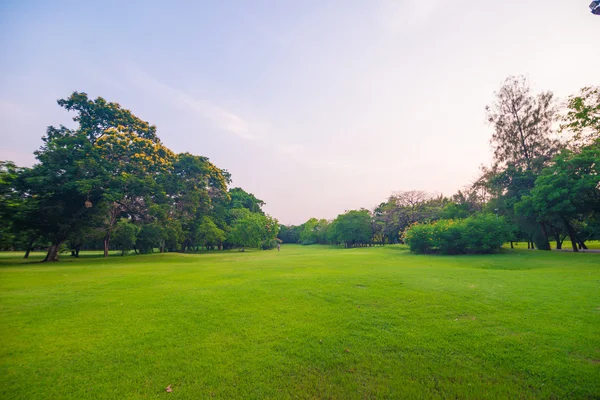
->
1;245;599;399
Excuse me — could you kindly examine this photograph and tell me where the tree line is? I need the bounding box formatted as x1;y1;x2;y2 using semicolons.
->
280;77;600;252
0;93;279;261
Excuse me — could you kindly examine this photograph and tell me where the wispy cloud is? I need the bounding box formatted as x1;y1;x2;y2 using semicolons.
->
123;64;261;141
175;93;256;141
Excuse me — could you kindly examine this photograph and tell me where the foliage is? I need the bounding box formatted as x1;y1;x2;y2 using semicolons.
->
278;225;301;243
560;86;600;146
111;219;141;255
403;214;511;254
329;210;372;247
299;218;330;245
195;217;226;250
516;139;600;251
227;209;279;250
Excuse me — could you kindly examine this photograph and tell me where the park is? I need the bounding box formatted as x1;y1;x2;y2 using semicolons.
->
1;2;600;399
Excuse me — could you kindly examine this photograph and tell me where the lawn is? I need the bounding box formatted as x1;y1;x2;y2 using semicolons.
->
0;245;599;399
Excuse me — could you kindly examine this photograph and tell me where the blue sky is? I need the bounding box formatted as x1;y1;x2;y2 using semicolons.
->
1;0;598;224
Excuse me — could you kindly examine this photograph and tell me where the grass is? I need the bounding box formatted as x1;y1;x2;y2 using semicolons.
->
0;245;599;399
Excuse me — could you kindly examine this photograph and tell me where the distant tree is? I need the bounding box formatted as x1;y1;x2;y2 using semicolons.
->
112;219;141;255
329;210;372;247
278;225;301;244
195;216;226;250
484;76;560;250
228;209;279;251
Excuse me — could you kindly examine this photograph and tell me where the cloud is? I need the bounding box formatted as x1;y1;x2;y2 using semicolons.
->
123;64;260;141
175;93;256;141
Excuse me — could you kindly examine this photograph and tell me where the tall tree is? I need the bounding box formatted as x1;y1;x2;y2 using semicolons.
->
484;76;559;250
486;76;558;172
516;139;600;251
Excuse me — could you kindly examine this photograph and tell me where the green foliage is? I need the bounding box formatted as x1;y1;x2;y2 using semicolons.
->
278;225;301;243
561;86;600;146
228;188;265;214
136;223;164;254
329;210;372;247
403;214;510;254
260;238;280;250
516;139;600;250
299;218;330;245
111;219;140;255
227;209;279;250
195;217;226;249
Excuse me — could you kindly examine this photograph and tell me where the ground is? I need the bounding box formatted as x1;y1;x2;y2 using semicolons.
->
0;245;599;399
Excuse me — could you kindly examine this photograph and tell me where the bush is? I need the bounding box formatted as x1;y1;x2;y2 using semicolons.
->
261;238;280;250
403;214;510;255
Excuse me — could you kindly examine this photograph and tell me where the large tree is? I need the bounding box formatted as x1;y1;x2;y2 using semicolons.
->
329;209;373;247
516;139;600;251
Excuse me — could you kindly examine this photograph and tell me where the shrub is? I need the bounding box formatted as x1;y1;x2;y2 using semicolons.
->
403;214;510;254
261;238;279;250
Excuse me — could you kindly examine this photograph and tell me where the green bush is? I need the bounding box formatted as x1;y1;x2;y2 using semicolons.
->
261;238;280;250
403;214;510;254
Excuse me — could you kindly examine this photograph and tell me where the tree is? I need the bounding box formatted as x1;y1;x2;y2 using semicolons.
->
195;217;226;250
112;219;140;255
484;76;560;250
227;209;279;251
561;86;600;147
15;126;105;261
486;76;558;172
228;188;265;214
329;210;372;247
278;225;301;243
94;127;174;257
516;139;600;252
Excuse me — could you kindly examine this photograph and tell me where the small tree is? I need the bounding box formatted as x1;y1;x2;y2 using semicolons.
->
112;219;140;255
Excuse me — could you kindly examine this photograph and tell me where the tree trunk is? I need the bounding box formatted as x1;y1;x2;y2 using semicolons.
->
555;233;562;250
537;223;551;251
510;241;514;249
103;233;110;258
562;218;579;252
577;238;588;250
43;242;62;262
23;238;35;259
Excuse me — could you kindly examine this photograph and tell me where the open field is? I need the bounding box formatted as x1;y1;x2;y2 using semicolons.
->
1;245;599;399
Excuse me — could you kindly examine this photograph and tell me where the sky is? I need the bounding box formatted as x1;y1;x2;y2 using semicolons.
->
0;0;598;224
